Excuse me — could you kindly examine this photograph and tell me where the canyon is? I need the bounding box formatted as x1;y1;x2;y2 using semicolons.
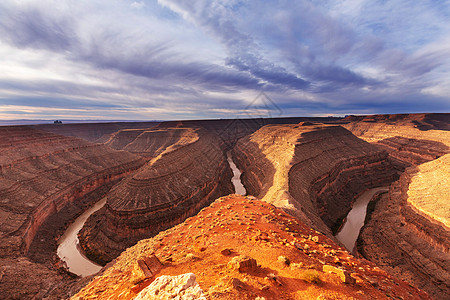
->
0;113;448;299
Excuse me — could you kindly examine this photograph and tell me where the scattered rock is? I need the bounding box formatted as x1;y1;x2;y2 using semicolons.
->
137;255;162;279
229;278;245;290
133;273;206;300
220;248;233;256
228;255;258;273
323;265;355;284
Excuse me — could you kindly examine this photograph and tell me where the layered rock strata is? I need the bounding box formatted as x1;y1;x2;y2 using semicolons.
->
35;121;159;142
358;154;450;299
233;123;398;236
79;127;234;264
73;195;430;300
0;126;146;299
342;113;450;169
104;127;199;158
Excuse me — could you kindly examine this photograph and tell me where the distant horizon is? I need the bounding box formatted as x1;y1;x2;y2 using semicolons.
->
1;112;449;127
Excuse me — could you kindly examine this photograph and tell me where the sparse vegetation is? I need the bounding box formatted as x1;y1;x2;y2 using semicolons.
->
301;270;322;284
278;255;290;266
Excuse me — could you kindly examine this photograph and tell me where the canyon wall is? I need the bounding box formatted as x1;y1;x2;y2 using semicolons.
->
79;127;234;264
233;123;398;236
358;155;450;299
342;113;450;169
0;126;147;299
103;127;199;158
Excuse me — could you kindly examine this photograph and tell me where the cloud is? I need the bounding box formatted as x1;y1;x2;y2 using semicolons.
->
0;0;448;121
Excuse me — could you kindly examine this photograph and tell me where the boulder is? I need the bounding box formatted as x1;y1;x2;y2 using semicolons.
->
133;273;206;300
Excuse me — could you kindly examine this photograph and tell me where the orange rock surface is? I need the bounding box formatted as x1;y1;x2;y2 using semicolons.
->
73;195;430;300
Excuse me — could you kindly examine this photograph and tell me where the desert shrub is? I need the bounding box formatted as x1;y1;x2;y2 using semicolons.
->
301;270;322;284
277;255;290;266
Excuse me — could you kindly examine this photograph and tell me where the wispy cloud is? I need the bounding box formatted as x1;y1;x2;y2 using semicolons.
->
0;0;449;120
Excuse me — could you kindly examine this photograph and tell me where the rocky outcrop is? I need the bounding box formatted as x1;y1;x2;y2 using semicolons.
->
233;123;398;236
79;127;234;264
134;273;206;300
73;195;430;300
358;155;450;299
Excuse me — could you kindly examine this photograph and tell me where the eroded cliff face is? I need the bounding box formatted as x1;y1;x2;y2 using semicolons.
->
342;113;450;170
34;121;159;142
72;195;430;300
104;127;199;158
233;123;398;236
0;126;146;299
79;127;234;264
358;154;450;299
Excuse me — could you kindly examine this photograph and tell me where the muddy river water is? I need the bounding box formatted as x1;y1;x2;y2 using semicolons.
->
57;198;106;277
335;187;389;253
227;151;246;195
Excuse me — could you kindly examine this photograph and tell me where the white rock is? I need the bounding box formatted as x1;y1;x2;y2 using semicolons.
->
134;273;206;300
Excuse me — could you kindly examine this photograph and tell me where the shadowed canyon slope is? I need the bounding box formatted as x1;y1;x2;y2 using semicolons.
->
358;155;450;299
341;114;450;299
233;123;398;236
79;127;234;264
73;195;430;300
0;126;146;298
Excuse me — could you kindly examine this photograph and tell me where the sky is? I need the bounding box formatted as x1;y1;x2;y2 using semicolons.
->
0;0;449;121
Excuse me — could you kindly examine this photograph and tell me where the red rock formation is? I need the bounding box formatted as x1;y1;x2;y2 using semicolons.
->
342;113;450;169
358;155;450;299
73;195;430;300
79;127;234;264
0;126;147;299
104;127;199;158
233;124;398;235
0;126;145;258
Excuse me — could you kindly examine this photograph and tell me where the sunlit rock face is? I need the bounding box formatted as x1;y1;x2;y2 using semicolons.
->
79;127;234;264
233;123;398;236
358;154;450;299
342;113;450;170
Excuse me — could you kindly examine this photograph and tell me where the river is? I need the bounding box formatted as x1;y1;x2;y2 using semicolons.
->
57;198;106;277
227;151;246;195
335;187;389;253
57;152;246;277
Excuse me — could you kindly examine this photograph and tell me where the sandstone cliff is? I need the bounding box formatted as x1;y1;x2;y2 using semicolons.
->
0;126;146;299
233;123;398;236
35;121;159;142
358;154;450;299
342;113;450;169
79;127;234;264
104;127;199;158
72;195;430;300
